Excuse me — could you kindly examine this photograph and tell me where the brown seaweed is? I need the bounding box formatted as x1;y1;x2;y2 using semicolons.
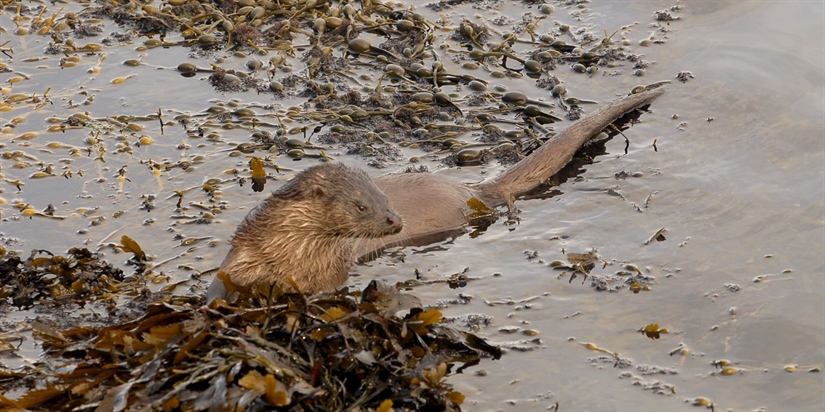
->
0;246;500;411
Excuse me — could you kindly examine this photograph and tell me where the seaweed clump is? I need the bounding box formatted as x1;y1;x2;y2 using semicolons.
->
0;277;500;411
0;248;126;310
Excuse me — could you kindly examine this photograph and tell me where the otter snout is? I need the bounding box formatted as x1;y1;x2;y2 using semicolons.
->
385;209;403;234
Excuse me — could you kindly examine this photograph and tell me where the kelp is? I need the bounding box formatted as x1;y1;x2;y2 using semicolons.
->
0;248;129;310
1;275;500;411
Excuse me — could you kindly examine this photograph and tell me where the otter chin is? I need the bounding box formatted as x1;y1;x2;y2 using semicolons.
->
207;87;666;303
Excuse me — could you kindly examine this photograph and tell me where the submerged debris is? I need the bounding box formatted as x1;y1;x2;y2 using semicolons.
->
676;71;695;82
654;8;683;22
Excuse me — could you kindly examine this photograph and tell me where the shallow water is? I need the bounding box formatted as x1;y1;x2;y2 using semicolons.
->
362;1;825;410
1;0;823;410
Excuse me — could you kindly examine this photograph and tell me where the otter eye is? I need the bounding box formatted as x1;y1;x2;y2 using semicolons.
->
356;204;367;213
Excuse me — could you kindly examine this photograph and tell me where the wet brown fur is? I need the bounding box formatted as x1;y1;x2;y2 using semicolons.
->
208;87;665;302
207;164;402;301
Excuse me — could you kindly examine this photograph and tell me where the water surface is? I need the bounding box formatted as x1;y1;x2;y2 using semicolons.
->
0;0;822;410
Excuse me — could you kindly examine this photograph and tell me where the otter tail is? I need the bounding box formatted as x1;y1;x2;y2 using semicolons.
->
476;87;666;203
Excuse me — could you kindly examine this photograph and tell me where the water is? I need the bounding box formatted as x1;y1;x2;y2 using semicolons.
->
1;0;822;410
362;1;825;410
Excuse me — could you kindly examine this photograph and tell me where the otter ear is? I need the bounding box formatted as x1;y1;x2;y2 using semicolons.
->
308;184;327;198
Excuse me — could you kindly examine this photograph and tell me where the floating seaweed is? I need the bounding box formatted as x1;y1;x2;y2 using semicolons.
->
0;248;128;310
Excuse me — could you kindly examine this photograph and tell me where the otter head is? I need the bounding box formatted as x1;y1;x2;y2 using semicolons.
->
282;163;403;238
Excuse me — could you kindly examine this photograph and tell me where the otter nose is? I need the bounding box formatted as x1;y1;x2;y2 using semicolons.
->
386;210;403;232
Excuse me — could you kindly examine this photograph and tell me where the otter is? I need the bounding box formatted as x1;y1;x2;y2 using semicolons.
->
207;164;403;300
207;87;666;302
